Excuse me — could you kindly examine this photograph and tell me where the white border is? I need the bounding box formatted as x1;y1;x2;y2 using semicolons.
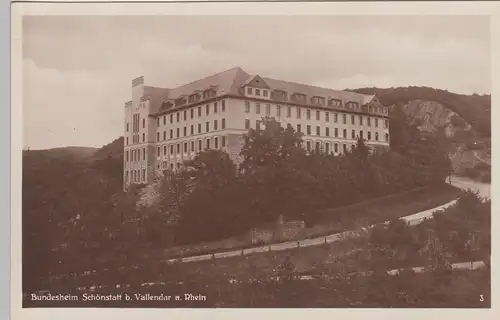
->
11;1;500;319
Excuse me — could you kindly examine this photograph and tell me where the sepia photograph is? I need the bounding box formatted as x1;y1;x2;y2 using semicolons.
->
16;4;493;311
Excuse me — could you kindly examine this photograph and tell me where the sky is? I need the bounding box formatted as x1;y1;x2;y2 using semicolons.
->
22;15;490;150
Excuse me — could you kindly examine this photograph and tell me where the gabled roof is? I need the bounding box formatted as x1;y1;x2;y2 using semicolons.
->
140;66;382;114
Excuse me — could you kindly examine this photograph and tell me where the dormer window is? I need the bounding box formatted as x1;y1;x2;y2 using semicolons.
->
263;90;268;97
369;106;373;113
188;93;201;103
255;89;261;96
272;90;288;101
203;89;216;100
311;96;325;105
329;99;343;108
175;97;187;107
247;87;253;95
291;93;306;103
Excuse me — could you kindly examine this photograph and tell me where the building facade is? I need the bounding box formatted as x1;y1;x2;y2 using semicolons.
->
123;67;390;188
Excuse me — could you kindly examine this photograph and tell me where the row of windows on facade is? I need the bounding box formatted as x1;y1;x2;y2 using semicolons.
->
124;135;228;163
155;136;228;158
244;101;389;128
125;169;146;184
304;141;355;154
125;100;226;135
245;119;389;142
156;118;226;142
157;100;227;127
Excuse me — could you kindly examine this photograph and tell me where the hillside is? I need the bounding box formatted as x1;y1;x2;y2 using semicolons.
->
349;86;491;137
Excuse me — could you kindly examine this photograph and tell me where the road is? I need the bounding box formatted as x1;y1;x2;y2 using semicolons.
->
166;177;490;264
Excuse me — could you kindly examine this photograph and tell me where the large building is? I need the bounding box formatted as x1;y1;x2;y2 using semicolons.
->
123;67;390;188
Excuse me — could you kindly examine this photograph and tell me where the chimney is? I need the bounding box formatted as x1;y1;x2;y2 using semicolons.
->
132;76;144;87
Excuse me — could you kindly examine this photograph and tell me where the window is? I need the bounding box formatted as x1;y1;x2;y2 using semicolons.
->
198;107;201;117
351;115;355;125
343;144;347;153
263;90;268;97
245;119;250;130
277;105;281;117
247;87;253;95
368;131;372;140
297;124;301;133
190;108;194;119
307;125;311;135
245;101;250;113
198;140;202;151
184;142;188;153
351;130;356;139
176;112;180;122
359;115;363;125
222;118;226;129
325;142;330;154
287;106;291;118
206;105;209;116
334;113;338;123
214;102;218;113
334;143;338;153
126;137;129;145
157;132;160;141
170;163;174;170
255;89;261;96
326;127;330;136
222;136;226;147
191;141;195;152
214;120;218;130
334;128;338;137
343;129;347;138
266;104;271;116
316;126;320;136
306;141;311;151
198;124;202;134
256;103;261;114
256;120;261;131
170;145;174;155
156;147;160;157
206;138;211;149
163;131;166;140
385;133;389;142
169;114;172;124
176;128;180;138
206;122;210;132
384;119;389;128
177;143;180;154
170;129;173;139
156;119;159;127
222;100;226;112
367;117;371;126
183;126;187;137
326;112;330;122
214;137;219;149
190;125;194;135
360;130;364;139
307;109;311;120
183;110;187;121
163;145;167;156
126;150;130;162
375;118;379;128
142;133;145;142
297;108;301;119
342;114;346;124
316;110;320;121
316;141;321;151
142;169;146;182
375;132;379;141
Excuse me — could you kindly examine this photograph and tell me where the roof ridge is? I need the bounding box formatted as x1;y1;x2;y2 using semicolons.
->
169;66;244;92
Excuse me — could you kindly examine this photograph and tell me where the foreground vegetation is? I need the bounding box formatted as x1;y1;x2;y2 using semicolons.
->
26;190;490;308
